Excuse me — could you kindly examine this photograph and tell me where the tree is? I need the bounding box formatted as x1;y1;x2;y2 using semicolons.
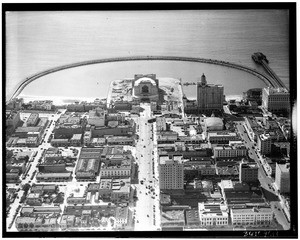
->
22;183;30;192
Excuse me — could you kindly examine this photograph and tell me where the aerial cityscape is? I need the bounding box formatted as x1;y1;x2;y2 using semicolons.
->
4;6;295;237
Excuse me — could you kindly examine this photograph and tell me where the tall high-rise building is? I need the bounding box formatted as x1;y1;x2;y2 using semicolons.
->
262;87;290;113
159;156;184;190
197;74;224;111
275;163;290;193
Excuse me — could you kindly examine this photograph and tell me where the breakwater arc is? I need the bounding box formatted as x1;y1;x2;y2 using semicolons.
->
8;55;277;102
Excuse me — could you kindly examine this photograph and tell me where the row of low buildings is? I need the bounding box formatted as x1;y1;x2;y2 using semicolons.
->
65;178;131;206
6;113;49;148
6;99;54;111
66;99;107;112
15;205;129;231
51;135;135;147
161;202;273;229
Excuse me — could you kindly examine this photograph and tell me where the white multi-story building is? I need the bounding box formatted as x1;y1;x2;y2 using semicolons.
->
257;133;272;155
159;156;184;190
198;202;228;226
213;143;247;158
230;207;273;226
100;160;131;178
262;87;290;113
275;163;290;193
83;131;91;145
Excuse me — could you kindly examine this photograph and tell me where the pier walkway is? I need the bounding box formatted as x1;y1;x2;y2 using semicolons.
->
8;56;277;103
261;59;287;89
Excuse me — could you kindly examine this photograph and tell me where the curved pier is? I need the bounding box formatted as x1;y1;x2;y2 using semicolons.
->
7;55;277;103
252;52;288;90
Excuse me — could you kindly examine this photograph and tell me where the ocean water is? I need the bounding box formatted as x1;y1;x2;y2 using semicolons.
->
6;10;289;100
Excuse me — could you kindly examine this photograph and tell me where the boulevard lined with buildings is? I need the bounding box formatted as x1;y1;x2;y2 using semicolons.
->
5;72;291;232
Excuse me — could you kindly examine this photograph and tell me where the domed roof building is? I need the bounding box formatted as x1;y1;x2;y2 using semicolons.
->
204;117;224;131
132;74;159;102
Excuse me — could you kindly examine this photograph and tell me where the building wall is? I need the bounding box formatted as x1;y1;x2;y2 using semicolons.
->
213;146;247;158
208;133;239;144
198;203;228;226
230;208;273;226
38;164;66;173
197;82;224;111
100;168;131;178
257;134;272;155
275;164;290;193
106;138;134;145
50;139;70;147
91;126;133;138
239;163;259;182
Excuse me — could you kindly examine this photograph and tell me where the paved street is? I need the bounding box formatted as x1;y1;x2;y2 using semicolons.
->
134;103;161;231
236;122;290;230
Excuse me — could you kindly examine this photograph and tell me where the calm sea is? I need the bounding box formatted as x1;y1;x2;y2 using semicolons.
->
6;10;289;101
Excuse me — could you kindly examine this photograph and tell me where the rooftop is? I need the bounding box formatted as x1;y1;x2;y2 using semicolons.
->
160;156;184;165
231;207;273;214
277;163;290;173
265;87;289;95
204;117;223;127
208;132;237;137
185;209;200;223
36;172;72;177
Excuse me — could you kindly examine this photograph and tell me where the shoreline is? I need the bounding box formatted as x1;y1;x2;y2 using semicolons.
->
18;93;244;106
7;55;281;103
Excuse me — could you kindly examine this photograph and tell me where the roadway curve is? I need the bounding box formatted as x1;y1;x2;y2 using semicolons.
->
7;55;276;103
